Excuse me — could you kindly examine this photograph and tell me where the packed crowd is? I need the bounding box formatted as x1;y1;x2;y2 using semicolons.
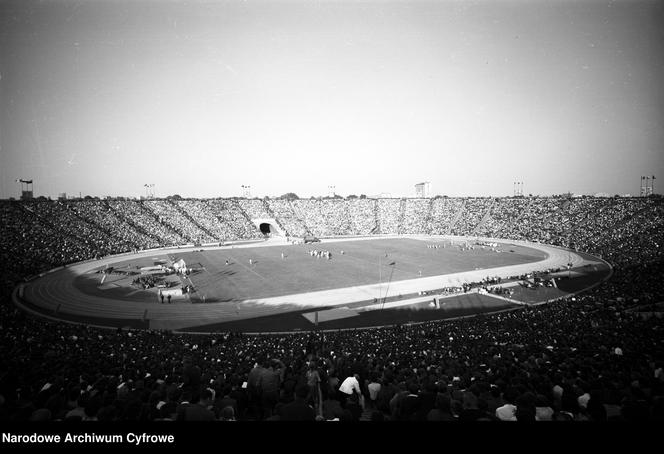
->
1;196;662;294
143;200;215;245
1;196;664;422
347;199;377;235
266;199;310;238
426;198;463;235
476;198;532;238
451;198;493;236
401;198;430;234
105;200;187;246
376;199;402;234
1;258;663;421
202;199;263;241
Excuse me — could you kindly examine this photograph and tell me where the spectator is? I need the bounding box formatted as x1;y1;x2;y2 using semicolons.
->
280;384;315;421
338;373;361;408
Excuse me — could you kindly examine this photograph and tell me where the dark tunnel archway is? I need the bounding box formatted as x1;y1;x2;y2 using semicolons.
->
259;223;277;236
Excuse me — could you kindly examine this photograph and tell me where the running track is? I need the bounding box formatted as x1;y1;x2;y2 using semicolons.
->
14;235;602;331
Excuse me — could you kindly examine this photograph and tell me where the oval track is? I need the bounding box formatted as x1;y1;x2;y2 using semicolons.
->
15;236;601;331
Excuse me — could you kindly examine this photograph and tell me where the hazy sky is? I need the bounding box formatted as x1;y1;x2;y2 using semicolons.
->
1;0;663;199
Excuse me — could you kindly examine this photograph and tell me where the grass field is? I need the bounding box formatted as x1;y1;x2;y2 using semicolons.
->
172;238;546;303
74;238;545;303
35;237;609;333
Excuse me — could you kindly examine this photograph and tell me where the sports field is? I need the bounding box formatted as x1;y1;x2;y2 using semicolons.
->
17;236;610;332
73;237;545;303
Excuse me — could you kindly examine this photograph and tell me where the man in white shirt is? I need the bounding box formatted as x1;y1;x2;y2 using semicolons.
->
367;379;382;408
495;402;517;421
339;374;361;395
338;374;361;407
495;388;519;421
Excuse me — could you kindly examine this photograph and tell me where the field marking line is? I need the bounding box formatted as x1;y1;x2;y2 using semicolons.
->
225;253;270;281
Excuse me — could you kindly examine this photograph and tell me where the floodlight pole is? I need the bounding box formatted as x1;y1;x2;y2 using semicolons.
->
378;254;381;300
381;263;396;310
646;176;650;196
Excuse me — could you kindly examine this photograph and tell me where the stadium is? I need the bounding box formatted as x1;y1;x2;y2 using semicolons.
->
13;198;616;333
1;0;663;430
2;195;663;424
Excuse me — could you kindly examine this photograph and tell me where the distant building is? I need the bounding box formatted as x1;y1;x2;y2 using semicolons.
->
415;182;431;198
58;193;67;200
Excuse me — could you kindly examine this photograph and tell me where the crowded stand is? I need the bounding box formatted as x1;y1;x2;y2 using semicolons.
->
427;197;463;235
236;199;272;221
401;198;430;235
1;196;662;283
1;195;663;421
175;199;231;242
504;197;563;244
0;201;95;285
475;197;531;238
0;259;663;421
318;200;353;236
69;200;161;250
28;200;134;258
200;199;263;241
345;198;377;236
106;200;187;246
1;196;662;280
265;199;310;238
450;198;494;236
376;199;401;234
291;199;331;238
143;200;216;245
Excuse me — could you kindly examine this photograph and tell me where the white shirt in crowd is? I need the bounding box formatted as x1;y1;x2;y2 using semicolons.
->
368;382;381;401
339;375;361;395
577;393;591;409
495;403;517;421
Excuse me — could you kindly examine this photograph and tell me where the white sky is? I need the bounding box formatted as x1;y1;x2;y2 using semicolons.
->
1;0;663;199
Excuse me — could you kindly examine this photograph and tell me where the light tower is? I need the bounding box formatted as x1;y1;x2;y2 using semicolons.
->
415;182;430;198
15;179;34;200
143;183;155;199
513;181;523;197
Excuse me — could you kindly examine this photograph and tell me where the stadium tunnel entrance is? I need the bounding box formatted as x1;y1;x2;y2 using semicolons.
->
252;218;284;237
259;222;278;235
